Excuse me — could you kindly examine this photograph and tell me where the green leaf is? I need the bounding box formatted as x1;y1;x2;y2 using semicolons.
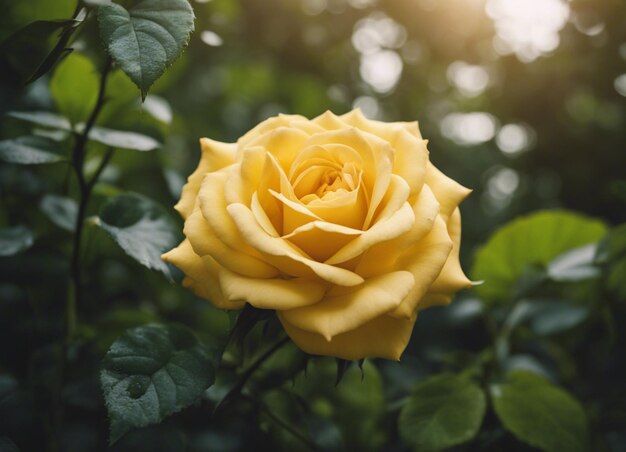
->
85;125;160;151
96;193;178;278
0;136;65;165
491;371;589;452
101;323;218;443
6;111;72;131
97;0;195;99
40;194;78;231
0;226;34;256
472;211;607;304
398;374;486;451
50;52;99;124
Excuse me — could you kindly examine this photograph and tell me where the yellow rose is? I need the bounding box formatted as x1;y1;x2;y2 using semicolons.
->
162;109;472;360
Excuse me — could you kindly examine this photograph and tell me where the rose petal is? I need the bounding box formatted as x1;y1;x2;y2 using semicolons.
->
175;138;236;219
245;126;310;172
224;146;266;206
283;220;362;262
279;270;414;340
389;216;453;319
355;184;440;278
302;128;394;229
161;240;244;309
198;170;264;258
428;208;473;294
279;312;417;361
185;208;279;278
340;110;428;195
325;198;415;265
227;203;364;286
219;268;327;309
425;162;471;222
237;113;309;148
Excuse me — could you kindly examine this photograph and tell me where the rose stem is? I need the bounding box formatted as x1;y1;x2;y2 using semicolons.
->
241;393;319;451
67;56;112;342
216;335;291;412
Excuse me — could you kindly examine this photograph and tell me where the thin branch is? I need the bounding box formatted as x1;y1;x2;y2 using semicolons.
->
67;57;112;341
242;394;318;451
216;336;290;411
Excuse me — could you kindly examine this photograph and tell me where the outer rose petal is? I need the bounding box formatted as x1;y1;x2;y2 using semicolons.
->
161;240;243;310
427;208;473;295
390;216;454;319
185;208;279;278
279;271;414;340
175;139;236;219
355;184;439;278
425;162;471;222
279;312;417;361
218;268;327;310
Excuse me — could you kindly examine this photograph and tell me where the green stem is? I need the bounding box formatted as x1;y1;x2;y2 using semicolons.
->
242;394;318;451
216;336;290;411
66;57;112;341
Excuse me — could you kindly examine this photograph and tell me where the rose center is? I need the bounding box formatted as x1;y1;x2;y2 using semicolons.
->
295;162;360;204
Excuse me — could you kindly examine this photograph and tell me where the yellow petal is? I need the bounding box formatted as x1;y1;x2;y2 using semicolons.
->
325;201;415;265
390;216;453;319
198;170;263;258
355;184;439;278
237;113;308;148
312;110;350;130
425;162;471;222
283;220;362;262
428;208;473;294
302;128;394;229
250;191;280;237
219;268;327;310
161;240;243;309
227;203;364;286
174;138;236;219
246;126;309;173
224;146;266;206
185;208;279;278
280;271;414;340
280;312;417;360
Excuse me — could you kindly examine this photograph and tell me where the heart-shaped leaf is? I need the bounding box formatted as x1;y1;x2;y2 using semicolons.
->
97;0;195;100
101;323;218;443
472;211;607;304
0;136;65;165
398;374;486;451
96;193;178;278
491;371;589;452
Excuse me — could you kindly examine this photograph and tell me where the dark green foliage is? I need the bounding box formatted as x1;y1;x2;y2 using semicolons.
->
97;0;195;99
101;323;218;443
97;193;178;279
398;374;486;451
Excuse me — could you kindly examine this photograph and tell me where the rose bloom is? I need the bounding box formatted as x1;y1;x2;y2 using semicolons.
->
163;109;472;360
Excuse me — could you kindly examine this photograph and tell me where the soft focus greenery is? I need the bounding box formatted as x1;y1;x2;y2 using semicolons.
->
0;0;625;451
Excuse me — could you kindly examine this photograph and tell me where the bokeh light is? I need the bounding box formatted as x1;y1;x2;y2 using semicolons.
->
486;0;570;62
